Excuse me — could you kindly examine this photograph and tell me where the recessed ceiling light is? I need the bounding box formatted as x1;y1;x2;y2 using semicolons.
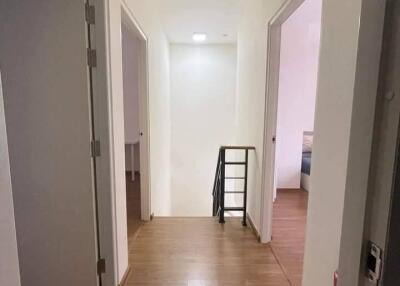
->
192;33;207;42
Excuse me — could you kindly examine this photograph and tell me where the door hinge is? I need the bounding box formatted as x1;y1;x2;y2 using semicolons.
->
87;48;97;68
91;140;101;158
97;258;106;275
85;2;96;24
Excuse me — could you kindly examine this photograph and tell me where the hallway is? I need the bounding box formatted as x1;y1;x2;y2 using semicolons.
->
123;185;308;285
127;218;290;286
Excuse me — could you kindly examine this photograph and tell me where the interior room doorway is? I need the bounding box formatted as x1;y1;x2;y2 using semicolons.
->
261;0;322;284
120;4;151;234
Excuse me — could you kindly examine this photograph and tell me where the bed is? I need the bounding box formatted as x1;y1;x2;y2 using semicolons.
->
301;131;313;191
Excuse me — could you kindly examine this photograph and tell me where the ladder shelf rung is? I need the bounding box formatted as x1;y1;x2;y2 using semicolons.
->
224;207;245;211
225;162;246;165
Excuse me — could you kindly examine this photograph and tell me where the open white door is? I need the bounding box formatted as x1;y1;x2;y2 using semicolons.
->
0;1;102;285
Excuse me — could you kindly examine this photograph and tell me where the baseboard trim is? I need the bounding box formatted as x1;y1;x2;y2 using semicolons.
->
246;213;261;242
118;266;131;286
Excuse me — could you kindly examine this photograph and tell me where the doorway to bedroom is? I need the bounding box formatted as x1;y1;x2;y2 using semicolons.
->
120;4;151;253
122;18;143;240
266;0;322;285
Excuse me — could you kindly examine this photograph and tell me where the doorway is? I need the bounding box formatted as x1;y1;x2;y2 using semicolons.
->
120;5;151;235
261;0;322;284
114;3;151;282
121;18;142;239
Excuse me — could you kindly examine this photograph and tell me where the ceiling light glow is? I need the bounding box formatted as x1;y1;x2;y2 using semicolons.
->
192;33;207;42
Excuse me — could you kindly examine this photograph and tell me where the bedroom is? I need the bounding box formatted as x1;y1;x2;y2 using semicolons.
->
270;0;321;284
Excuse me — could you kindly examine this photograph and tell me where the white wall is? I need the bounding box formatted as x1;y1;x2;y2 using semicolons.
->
106;2;129;280
123;0;172;216
301;0;353;280
122;22;141;174
122;23;140;145
235;0;285;232
275;0;321;189
125;143;140;172
337;0;386;284
169;44;237;216
107;0;172;281
0;72;21;286
302;0;385;285
235;0;381;285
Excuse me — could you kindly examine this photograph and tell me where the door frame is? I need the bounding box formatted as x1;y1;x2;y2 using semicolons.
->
87;0;119;284
87;0;151;285
259;0;305;243
382;118;400;284
121;0;152;222
337;0;387;284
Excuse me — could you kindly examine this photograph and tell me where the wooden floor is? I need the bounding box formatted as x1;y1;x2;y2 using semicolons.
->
125;183;308;286
127;218;290;286
271;189;308;286
126;172;143;244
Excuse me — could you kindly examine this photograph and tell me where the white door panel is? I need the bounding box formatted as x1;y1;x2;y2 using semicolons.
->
0;1;98;285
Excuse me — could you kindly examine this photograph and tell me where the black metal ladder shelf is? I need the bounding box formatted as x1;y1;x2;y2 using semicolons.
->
212;146;255;226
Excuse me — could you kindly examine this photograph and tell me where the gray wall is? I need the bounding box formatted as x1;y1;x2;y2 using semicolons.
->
0;72;21;286
358;1;400;284
0;1;98;285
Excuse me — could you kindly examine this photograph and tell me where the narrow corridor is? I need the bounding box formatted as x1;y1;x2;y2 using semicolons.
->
124;179;307;286
127;218;290;286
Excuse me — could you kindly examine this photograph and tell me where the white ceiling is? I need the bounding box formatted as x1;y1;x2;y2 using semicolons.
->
156;0;240;44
